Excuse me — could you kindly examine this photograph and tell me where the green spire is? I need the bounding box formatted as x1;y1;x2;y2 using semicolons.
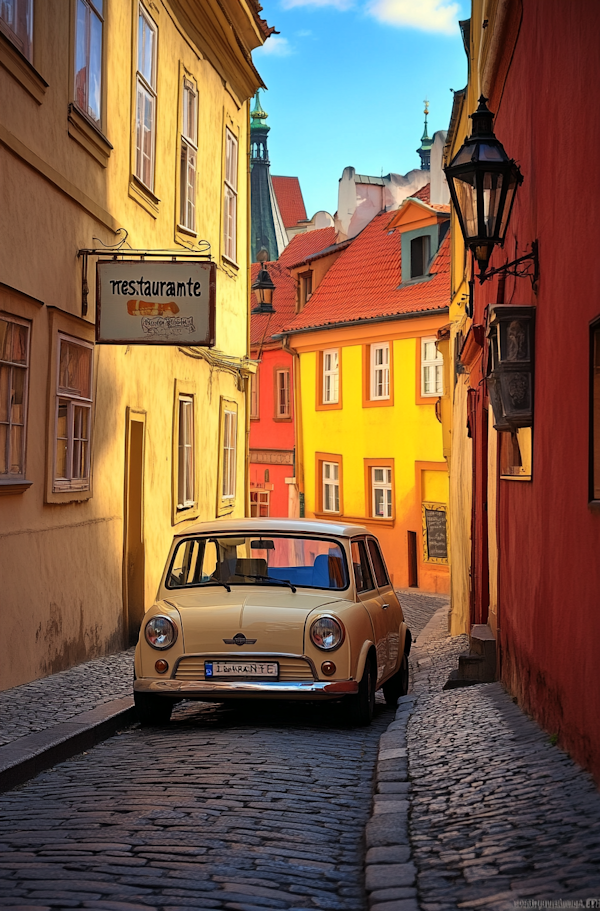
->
417;99;433;170
251;91;269;131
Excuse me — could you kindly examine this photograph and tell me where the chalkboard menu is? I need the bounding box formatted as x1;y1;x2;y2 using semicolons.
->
423;504;448;562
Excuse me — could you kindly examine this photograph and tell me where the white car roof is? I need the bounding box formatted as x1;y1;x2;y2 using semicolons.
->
175;517;369;539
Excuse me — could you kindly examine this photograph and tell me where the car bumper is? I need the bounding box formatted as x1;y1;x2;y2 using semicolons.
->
134;678;359;700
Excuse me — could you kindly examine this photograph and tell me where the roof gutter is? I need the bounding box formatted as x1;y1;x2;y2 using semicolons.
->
272;306;450;340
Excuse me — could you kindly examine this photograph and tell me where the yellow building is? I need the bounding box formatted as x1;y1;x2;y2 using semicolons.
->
0;0;272;689
281;194;451;592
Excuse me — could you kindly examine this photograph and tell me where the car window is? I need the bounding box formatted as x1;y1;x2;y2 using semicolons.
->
166;535;349;590
351;539;375;593
368;538;390;588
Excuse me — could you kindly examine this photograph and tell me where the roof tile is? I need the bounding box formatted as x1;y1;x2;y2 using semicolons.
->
277;226;337;268
271;176;307;228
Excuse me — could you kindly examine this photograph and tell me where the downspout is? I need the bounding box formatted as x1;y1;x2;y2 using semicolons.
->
281;335;304;516
245;97;252;517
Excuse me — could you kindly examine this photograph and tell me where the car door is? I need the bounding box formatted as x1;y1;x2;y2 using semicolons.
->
366;536;404;675
351;537;387;685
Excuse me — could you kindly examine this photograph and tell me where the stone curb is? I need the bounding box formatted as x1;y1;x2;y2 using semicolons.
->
0;695;136;794
365;693;419;911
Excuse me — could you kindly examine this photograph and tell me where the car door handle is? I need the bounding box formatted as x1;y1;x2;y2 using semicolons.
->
381;603;389;610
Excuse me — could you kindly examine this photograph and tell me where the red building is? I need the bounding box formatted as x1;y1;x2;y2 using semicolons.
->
458;0;600;781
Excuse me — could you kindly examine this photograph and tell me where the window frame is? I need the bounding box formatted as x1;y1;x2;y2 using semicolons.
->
0;312;31;485
315;451;343;516
250;489;270;517
298;270;313;310
322;348;339;404
178;76;198;235
420;336;444;398
371;466;392;518
177;394;195;511
250;369;259;420
0;0;33;62
273;366;291;421
364;457;395;523
223;126;239;264
410;234;431;279
73;0;104;128
351;537;376;594
370;342;390;400
217;397;238;515
134;3;157;193
53;333;94;494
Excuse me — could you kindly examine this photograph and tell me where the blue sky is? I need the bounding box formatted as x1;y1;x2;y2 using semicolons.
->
252;0;470;217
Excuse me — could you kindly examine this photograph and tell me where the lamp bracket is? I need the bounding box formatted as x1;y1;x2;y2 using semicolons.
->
480;241;538;288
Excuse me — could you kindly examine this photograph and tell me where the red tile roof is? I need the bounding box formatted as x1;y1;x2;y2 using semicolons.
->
411;183;431;203
277;226;337;268
250;261;298;349
271;176;307;228
280;211;450;334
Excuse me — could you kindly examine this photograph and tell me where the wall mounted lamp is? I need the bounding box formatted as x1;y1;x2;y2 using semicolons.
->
251;265;276;314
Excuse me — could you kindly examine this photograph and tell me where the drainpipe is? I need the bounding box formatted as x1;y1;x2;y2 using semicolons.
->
281;335;304;516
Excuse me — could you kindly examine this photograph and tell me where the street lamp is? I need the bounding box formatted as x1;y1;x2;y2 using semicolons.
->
445;96;523;282
251;264;276;314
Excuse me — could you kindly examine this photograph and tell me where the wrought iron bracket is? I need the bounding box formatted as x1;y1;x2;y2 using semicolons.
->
479;240;539;288
77;228;212;317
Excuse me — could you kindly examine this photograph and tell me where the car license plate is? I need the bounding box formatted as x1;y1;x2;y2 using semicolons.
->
205;661;279;678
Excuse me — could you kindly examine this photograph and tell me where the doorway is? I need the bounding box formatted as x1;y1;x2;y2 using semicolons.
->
407;531;418;587
124;410;146;646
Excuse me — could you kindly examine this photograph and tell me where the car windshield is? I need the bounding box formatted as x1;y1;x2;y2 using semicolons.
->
166;535;349;591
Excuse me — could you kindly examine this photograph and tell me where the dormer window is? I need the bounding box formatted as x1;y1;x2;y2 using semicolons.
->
298;271;313;310
411;235;430;279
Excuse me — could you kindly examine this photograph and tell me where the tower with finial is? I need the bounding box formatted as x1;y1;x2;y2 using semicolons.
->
417;99;433;170
250;91;288;262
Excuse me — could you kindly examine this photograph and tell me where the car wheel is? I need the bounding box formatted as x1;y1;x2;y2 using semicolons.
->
134;691;173;726
345;654;375;726
382;653;409;707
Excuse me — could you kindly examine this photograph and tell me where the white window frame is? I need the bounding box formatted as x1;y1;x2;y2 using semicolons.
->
222;407;237;500
0;0;33;62
370;342;390;400
421;337;443;396
223;127;238;262
179;79;197;233
250;489;269;517
177;395;194;509
0;313;30;480
53;334;94;492
322;461;339;513
276;368;291;419
250;370;259;419
135;4;157;192
322;348;339;404
371;466;392;518
74;0;104;125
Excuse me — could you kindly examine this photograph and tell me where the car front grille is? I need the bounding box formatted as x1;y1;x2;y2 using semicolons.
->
174;656;315;682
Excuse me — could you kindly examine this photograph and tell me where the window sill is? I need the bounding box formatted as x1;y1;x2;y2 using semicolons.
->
316;400;342;412
222;254;239;271
0;31;47;104
363;397;394;409
177;224;197;238
313;510;343;519
67;104;113;167
129;177;160;218
273;415;293;423
47;485;93;504
0;478;33;496
173;504;199;526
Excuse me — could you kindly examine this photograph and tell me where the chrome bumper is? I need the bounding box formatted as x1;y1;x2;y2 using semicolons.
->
134;678;359;699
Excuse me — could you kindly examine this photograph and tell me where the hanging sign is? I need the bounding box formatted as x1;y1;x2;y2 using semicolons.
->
96;260;216;345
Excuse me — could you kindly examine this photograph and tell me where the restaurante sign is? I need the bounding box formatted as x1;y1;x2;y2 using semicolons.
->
96;260;216;345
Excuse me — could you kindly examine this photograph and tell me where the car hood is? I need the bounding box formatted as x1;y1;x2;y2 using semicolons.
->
162;587;350;654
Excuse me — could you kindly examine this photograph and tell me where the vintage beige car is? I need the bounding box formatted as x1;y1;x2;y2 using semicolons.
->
134;518;412;726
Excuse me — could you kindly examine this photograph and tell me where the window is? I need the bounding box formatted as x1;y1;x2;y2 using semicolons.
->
322;461;339;513
351;539;375;593
274;368;291;419
0;315;30;479
250;371;259;419
250;489;269;517
221;405;237;501
135;5;157;191
411;235;430;279
367;538;390;588
0;0;33;61
299;271;312;310
54;336;93;491
370;342;390;400
223;128;238;262
371;466;392;518
322;349;339;404
177;395;194;509
421;337;443;396
74;0;103;125
592;322;600;500
180;79;197;232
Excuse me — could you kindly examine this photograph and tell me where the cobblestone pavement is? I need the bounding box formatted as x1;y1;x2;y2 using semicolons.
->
0;651;135;746
408;608;600;911
0;695;392;910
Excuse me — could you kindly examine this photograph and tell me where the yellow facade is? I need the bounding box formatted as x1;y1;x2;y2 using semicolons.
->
292;316;449;593
0;0;268;689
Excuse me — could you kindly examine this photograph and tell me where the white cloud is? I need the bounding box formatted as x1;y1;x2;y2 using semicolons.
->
281;0;354;10
366;0;460;34
258;35;294;56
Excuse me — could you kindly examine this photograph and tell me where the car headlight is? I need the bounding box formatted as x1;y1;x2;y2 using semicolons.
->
310;616;344;651
145;616;178;650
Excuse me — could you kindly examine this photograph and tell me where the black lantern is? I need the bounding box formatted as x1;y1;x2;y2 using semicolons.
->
445;96;523;281
486;304;535;430
251;265;276;313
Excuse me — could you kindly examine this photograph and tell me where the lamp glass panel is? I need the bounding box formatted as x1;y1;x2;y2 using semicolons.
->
482;171;504;238
477;142;504;162
453;173;478;239
499;171;518;240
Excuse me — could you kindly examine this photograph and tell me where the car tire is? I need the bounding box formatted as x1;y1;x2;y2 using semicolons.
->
134;691;173;726
382;653;409;707
345;654;375;726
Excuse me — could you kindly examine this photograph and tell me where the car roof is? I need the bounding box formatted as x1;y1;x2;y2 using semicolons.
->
174;517;370;539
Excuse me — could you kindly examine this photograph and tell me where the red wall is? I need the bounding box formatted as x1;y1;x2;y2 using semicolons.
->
249;347;295;517
480;0;600;780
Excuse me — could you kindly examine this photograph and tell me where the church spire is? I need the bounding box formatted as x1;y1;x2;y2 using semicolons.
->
417;99;433;170
251;91;269;131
